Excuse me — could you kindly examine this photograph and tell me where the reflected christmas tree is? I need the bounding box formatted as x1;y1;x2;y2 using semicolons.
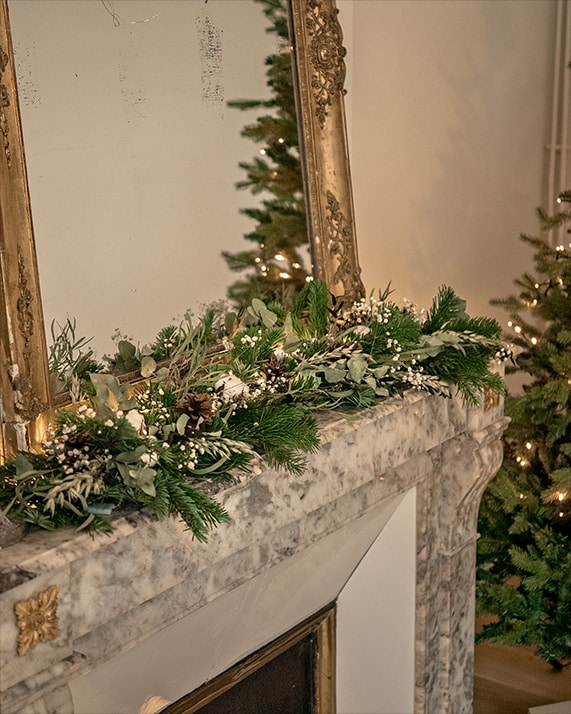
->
223;0;310;309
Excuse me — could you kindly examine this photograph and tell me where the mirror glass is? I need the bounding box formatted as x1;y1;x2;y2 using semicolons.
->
9;0;283;356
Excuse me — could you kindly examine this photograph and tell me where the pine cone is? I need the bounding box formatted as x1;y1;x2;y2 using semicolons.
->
176;392;213;430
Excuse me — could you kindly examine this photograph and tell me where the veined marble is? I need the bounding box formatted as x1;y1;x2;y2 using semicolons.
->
0;391;508;714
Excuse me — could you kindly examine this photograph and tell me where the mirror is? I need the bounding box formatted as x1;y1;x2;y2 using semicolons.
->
0;0;363;456
8;0;282;356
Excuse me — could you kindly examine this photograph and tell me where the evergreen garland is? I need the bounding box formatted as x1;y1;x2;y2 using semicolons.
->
477;191;571;669
1;281;504;542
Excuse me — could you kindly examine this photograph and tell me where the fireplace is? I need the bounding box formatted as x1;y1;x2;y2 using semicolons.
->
0;392;507;714
166;605;336;714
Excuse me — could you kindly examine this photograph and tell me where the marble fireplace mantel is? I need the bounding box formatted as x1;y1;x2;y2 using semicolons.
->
0;391;508;714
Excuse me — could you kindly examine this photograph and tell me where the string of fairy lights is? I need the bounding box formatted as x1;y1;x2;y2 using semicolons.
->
252;139;313;286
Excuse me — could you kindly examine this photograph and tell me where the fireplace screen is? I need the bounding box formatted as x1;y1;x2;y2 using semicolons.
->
163;604;336;714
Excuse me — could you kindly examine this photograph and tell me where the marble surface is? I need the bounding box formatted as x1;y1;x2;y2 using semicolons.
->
0;391;508;714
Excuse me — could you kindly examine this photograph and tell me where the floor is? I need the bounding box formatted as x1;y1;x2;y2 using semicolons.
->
473;641;571;714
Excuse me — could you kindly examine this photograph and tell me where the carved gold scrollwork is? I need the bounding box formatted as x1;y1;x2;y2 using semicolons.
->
17;247;35;344
326;190;363;298
0;43;11;166
305;0;346;129
14;585;60;656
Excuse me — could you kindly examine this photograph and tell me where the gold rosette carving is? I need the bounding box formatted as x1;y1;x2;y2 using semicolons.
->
14;584;60;656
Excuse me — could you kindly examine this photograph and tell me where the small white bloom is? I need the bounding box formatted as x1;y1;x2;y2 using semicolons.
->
104;419;114;428
126;409;146;434
215;373;250;402
140;451;158;467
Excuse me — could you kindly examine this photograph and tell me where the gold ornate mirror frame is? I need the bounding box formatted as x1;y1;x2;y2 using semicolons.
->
0;0;364;458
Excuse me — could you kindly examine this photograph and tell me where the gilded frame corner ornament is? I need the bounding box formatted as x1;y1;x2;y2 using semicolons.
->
14;584;60;656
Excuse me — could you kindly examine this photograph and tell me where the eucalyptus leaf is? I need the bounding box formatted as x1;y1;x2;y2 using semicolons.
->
348;354;368;383
140;355;157;378
364;375;377;390
118;340;137;359
248;298;278;328
135;467;156;497
176;413;190;435
116;445;148;464
323;367;346;384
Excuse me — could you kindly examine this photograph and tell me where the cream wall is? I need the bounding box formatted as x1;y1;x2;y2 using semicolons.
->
340;0;556;326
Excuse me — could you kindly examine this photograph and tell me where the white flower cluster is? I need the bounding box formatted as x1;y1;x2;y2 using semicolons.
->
44;407;106;477
240;331;263;347
392;364;447;394
400;298;427;326
178;441;203;470
251;369;289;398
138;387;171;427
386;337;403;362
374;303;392;325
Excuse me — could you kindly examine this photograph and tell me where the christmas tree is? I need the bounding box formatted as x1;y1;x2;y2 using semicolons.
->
222;0;310;309
476;190;571;669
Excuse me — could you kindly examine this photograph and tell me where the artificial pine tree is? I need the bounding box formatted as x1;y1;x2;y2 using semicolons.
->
222;0;310;309
476;190;571;670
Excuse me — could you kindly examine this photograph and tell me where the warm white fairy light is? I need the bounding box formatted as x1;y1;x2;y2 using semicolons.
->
259;148;267;156
557;492;566;502
556;245;565;252
514;325;522;334
559;512;564;517
531;337;538;345
507;320;513;327
279;271;291;279
292;262;301;269
254;257;261;263
305;276;314;282
519;493;525;499
278;137;285;144
531;299;538;306
534;283;540;289
274;254;285;261
525;442;532;450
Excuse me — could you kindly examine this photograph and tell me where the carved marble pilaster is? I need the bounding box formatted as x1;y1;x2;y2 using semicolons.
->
416;412;509;714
